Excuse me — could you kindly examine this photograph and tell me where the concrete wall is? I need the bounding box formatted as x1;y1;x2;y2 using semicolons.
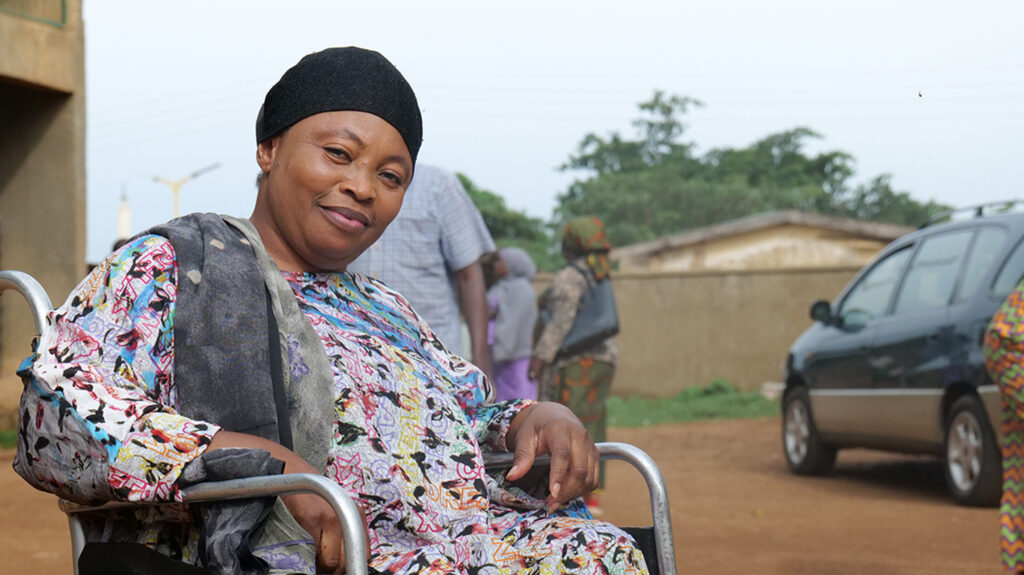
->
0;1;78;92
0;1;85;427
536;266;861;396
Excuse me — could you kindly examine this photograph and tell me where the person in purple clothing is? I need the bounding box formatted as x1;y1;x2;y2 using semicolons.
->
487;247;539;401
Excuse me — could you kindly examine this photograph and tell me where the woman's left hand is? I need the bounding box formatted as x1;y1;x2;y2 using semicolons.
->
505;402;599;513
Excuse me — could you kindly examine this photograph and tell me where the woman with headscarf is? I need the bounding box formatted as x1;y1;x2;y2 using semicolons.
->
487;247;539;401
530;217;617;515
13;49;646;574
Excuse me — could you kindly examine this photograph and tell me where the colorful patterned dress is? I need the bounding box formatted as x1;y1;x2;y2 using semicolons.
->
987;284;1024;572
15;235;647;574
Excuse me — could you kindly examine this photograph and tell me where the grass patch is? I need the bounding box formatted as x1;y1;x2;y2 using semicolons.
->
0;428;16;449
608;379;779;427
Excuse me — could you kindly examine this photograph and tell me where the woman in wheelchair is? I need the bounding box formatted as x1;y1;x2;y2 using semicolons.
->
13;47;649;574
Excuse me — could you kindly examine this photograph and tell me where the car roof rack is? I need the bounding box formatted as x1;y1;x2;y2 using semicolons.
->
919;199;1024;228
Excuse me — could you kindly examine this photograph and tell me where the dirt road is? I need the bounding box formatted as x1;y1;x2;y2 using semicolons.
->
0;417;1001;574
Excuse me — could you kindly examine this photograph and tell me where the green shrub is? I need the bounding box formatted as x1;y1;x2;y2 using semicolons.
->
0;429;15;449
607;380;778;427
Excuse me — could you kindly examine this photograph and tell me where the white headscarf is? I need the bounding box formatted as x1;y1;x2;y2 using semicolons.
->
487;247;538;362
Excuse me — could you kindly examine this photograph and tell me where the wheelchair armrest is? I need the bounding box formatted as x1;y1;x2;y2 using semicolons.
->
60;473;369;575
483;441;677;575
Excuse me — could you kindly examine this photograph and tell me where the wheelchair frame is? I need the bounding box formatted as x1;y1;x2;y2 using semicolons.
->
1;269;677;575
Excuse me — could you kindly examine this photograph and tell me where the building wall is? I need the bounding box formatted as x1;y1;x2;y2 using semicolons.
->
620;224;892;273
0;0;85;427
535;266;861;396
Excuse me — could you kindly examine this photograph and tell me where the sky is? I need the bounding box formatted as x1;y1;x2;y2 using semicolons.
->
83;0;1024;262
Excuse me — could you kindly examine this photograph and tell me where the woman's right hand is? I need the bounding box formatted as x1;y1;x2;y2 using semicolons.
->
208;430;362;574
280;457;350;574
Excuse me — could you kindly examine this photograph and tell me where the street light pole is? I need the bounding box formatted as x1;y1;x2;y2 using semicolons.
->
153;162;221;218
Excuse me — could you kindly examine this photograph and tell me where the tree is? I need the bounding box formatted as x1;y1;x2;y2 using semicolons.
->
703;128;854;195
837;174;949;226
556;164;764;247
457;173;562;271
555;92;948;247
561;91;704;176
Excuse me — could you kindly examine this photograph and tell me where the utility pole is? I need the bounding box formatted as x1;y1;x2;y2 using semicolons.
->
153;162;221;218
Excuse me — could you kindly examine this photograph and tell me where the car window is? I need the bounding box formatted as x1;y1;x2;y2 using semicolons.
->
894;229;973;314
993;235;1024;299
955;226;1007;302
839;247;913;326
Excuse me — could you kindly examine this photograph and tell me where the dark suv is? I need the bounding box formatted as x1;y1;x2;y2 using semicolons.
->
781;206;1024;506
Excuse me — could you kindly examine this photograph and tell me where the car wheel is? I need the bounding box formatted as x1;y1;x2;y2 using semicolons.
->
944;395;1001;507
782;386;837;475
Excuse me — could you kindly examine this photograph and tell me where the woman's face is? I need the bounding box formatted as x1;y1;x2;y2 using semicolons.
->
251;111;412;272
561;244;577;262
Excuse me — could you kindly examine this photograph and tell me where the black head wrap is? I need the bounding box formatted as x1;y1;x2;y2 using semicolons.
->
256;47;422;163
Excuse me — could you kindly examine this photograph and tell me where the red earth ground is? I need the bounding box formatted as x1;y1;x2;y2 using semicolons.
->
0;417;1002;574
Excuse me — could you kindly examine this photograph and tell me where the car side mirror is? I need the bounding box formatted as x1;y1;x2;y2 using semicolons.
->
810;300;834;325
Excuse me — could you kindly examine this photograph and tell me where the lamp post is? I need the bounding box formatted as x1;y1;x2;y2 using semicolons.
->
153;162;221;218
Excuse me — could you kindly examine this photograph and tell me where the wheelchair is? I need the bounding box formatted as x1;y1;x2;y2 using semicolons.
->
1;269;677;575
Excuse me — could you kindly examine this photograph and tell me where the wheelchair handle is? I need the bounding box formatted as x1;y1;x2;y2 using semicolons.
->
183;473;368;574
0;270;52;335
